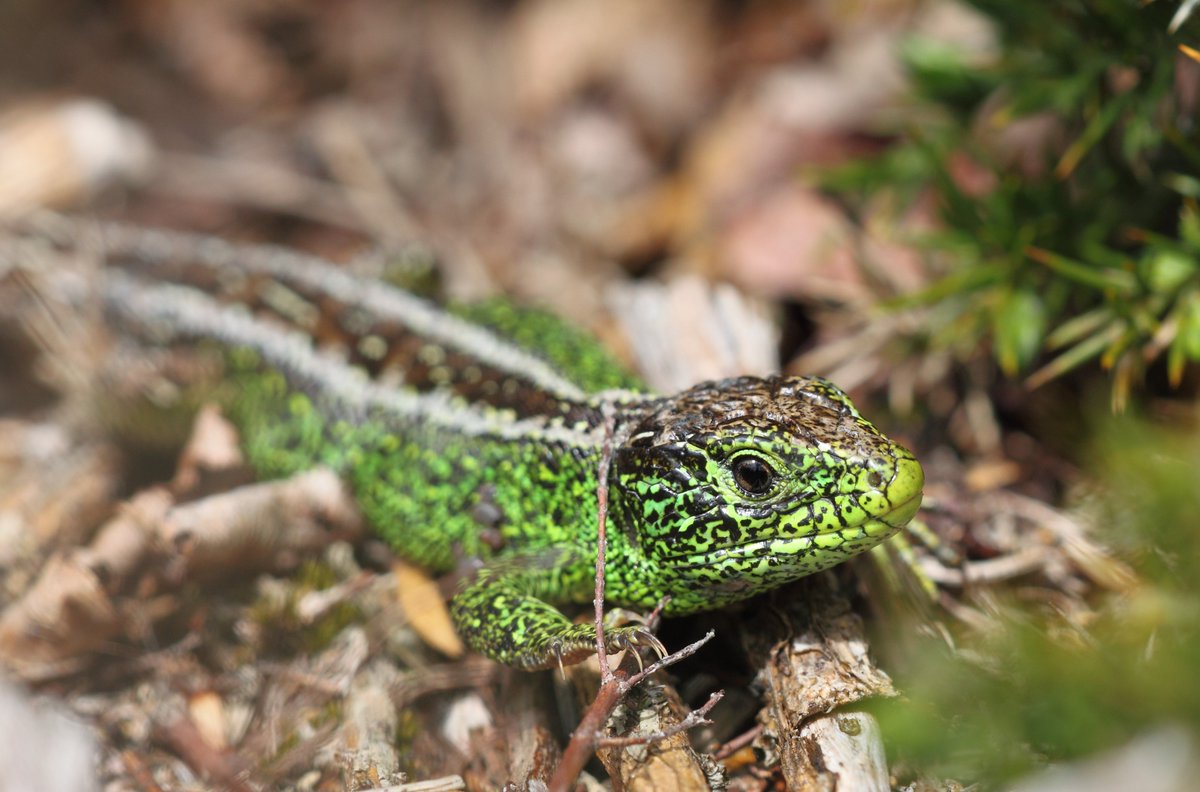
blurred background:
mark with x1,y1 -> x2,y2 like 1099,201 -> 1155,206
2,1 -> 1200,790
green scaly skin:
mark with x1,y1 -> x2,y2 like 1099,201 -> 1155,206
72,222 -> 923,670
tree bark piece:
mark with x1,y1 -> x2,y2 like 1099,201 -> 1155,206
740,574 -> 896,791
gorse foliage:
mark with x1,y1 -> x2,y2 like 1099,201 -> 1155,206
828,4 -> 1200,782
829,0 -> 1200,408
876,415 -> 1200,783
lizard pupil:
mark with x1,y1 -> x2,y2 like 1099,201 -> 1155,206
732,456 -> 774,495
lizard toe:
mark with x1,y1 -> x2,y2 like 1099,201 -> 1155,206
605,626 -> 667,664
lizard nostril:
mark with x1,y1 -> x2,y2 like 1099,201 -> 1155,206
866,470 -> 885,489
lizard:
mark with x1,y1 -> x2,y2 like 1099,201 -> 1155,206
5,218 -> 925,671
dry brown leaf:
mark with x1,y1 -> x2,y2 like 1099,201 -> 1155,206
394,560 -> 464,659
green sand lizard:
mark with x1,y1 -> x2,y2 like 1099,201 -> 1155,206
22,221 -> 925,670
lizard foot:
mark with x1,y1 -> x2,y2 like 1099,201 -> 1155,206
602,624 -> 667,669
543,623 -> 667,672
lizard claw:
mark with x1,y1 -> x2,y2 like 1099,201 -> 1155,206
600,608 -> 668,666
604,625 -> 667,666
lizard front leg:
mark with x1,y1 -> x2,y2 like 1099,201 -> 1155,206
450,547 -> 664,670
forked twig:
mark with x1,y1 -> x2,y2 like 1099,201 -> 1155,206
547,408 -> 722,792
592,403 -> 617,682
596,689 -> 724,749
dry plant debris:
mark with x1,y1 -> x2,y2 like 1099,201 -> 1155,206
0,2 -> 1140,789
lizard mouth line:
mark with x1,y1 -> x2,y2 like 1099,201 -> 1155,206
661,491 -> 925,569
878,492 -> 923,530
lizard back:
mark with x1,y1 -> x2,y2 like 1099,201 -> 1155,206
66,222 -> 655,572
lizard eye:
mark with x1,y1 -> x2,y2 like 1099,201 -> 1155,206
731,455 -> 775,496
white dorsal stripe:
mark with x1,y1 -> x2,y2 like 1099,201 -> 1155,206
95,223 -> 590,403
104,274 -> 608,448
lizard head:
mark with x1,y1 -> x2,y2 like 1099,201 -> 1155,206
613,375 -> 923,615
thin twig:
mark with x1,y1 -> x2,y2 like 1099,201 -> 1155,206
548,404 -> 723,792
549,626 -> 719,789
644,595 -> 671,632
355,776 -> 466,792
549,675 -> 626,792
713,723 -> 764,761
621,630 -> 715,691
549,405 -> 622,792
918,545 -> 1049,587
596,690 -> 724,748
592,402 -> 617,682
